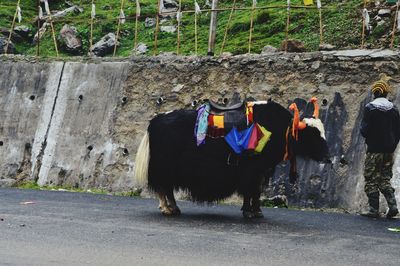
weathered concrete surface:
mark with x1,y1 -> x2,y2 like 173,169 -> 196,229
0,61 -> 64,187
37,62 -> 131,191
0,50 -> 400,212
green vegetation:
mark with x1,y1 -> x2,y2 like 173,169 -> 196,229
0,0 -> 398,57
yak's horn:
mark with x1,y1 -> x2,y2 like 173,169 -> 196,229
310,97 -> 319,119
289,103 -> 300,140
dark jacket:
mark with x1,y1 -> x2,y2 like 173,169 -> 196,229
360,97 -> 400,153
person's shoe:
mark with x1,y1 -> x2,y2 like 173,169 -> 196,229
386,208 -> 399,219
381,188 -> 398,219
362,192 -> 380,218
361,210 -> 380,218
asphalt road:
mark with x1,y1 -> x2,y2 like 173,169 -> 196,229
0,188 -> 399,266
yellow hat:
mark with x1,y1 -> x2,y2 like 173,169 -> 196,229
372,74 -> 392,95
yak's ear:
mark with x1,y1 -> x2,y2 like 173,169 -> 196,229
291,98 -> 307,119
293,98 -> 307,111
304,101 -> 315,118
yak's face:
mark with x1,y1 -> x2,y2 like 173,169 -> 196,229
294,118 -> 330,162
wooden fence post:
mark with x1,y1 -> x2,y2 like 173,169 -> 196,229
36,0 -> 40,57
177,0 -> 182,55
208,0 -> 218,56
113,0 -> 126,57
194,1 -> 199,55
134,0 -> 140,50
248,0 -> 256,54
220,0 -> 236,55
90,0 -> 95,56
154,0 -> 161,55
285,0 -> 291,52
318,0 -> 323,46
361,0 -> 367,48
4,0 -> 21,55
390,1 -> 400,49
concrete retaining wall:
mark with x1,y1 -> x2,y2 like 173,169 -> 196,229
1,50 -> 399,212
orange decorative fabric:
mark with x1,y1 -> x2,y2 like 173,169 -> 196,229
289,103 -> 300,140
310,97 -> 319,119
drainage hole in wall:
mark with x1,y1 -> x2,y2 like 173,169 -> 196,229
29,95 -> 35,101
87,145 -> 93,151
322,99 -> 328,106
0,141 -> 3,146
156,97 -> 164,105
123,148 -> 129,155
339,156 -> 347,165
78,95 -> 83,101
121,96 -> 128,104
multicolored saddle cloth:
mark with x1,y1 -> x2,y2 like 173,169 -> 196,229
225,123 -> 272,154
194,100 -> 247,141
207,111 -> 247,138
195,101 -> 272,154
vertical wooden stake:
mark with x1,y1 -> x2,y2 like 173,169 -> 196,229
361,0 -> 367,49
220,0 -> 236,55
319,7 -> 323,46
248,1 -> 256,54
285,3 -> 291,52
134,4 -> 139,51
177,0 -> 182,55
37,0 -> 40,57
208,0 -> 218,56
5,0 -> 21,55
90,0 -> 95,55
113,0 -> 125,57
48,16 -> 59,56
390,1 -> 400,49
194,3 -> 198,55
154,0 -> 161,55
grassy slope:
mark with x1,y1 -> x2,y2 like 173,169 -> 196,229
0,0 -> 396,57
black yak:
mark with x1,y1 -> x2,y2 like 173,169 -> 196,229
134,98 -> 329,218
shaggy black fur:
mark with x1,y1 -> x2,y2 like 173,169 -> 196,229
147,101 -> 328,203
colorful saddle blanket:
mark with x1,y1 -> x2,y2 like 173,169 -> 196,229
225,123 -> 272,154
207,111 -> 247,138
195,102 -> 272,154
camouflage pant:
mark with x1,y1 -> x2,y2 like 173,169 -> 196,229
364,153 -> 394,195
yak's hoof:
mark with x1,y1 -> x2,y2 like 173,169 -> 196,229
161,206 -> 181,216
161,206 -> 174,216
252,210 -> 264,218
243,210 -> 254,219
170,206 -> 181,216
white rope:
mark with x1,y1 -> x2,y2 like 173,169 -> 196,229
44,0 -> 50,15
176,11 -> 182,23
195,1 -> 201,15
17,5 -> 22,23
363,8 -> 371,31
397,11 -> 400,31
159,0 -> 165,12
287,0 -> 291,10
136,0 -> 141,17
317,0 -> 321,9
91,3 -> 96,19
39,6 -> 43,19
120,9 -> 126,24
253,0 -> 257,7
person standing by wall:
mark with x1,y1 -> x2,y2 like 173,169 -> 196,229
360,74 -> 400,219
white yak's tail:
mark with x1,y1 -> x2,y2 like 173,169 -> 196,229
134,131 -> 150,188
